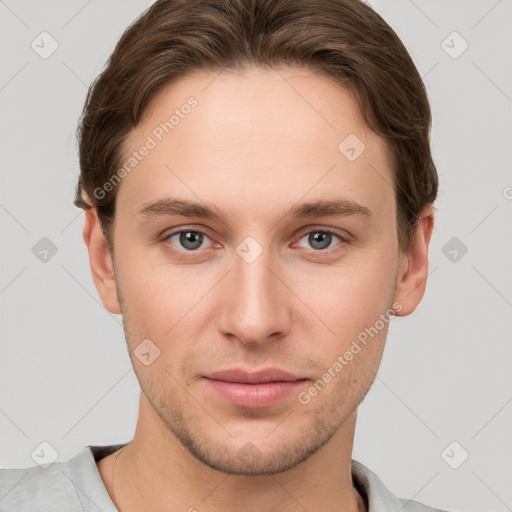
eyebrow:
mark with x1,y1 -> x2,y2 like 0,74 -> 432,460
135,197 -> 372,222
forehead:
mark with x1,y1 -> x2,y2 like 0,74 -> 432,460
131,65 -> 374,148
116,65 -> 395,218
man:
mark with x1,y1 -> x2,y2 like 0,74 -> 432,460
0,0 -> 450,510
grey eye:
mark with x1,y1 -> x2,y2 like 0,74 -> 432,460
297,231 -> 342,251
168,231 -> 207,251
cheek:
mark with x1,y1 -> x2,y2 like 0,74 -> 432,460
115,239 -> 178,316
294,249 -> 397,363
303,258 -> 396,327
114,245 -> 215,365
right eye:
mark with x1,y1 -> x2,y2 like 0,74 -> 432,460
163,230 -> 214,251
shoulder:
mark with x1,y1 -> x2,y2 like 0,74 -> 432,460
0,444 -> 121,512
0,456 -> 81,511
351,459 -> 454,512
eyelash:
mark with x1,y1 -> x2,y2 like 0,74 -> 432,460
161,227 -> 350,256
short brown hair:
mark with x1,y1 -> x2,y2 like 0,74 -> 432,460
74,0 -> 438,254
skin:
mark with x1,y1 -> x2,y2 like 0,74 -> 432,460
83,65 -> 434,512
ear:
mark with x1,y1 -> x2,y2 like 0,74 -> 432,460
82,208 -> 121,315
392,205 -> 435,316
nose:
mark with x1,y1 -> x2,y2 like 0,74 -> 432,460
216,243 -> 292,347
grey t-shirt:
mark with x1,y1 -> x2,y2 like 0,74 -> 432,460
0,444 -> 451,511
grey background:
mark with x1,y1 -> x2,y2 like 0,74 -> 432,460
1,1 -> 511,511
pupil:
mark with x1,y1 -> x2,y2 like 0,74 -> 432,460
181,231 -> 202,250
311,231 -> 330,250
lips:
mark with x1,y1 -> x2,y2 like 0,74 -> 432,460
204,368 -> 303,384
202,368 -> 308,408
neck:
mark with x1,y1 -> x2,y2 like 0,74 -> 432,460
99,393 -> 366,512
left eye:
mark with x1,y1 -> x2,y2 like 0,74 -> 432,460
295,230 -> 345,251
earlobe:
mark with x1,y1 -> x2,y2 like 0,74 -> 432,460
392,205 -> 435,317
82,208 -> 122,315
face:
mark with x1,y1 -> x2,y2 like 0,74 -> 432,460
90,66 -> 421,475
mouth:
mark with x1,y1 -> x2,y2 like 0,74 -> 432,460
202,368 -> 309,408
